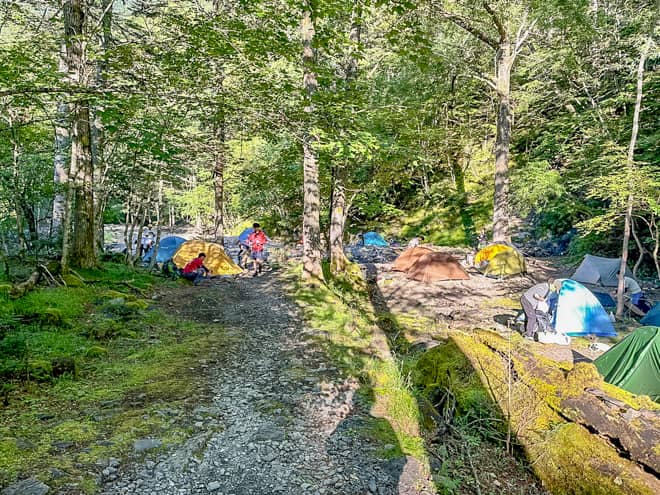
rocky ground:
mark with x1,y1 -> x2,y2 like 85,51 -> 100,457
100,274 -> 434,495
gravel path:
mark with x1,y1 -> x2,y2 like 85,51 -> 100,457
102,273 -> 434,495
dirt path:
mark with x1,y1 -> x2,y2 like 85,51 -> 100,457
102,273 -> 434,495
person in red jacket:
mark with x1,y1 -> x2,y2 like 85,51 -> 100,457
182,252 -> 210,285
247,223 -> 269,277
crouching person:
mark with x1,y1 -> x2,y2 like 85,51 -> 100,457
182,252 -> 210,285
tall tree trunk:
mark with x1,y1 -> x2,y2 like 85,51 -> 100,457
301,3 -> 323,281
62,0 -> 97,271
329,3 -> 361,275
492,40 -> 512,243
616,35 -> 651,316
213,114 -> 225,244
53,43 -> 69,237
92,0 -> 113,255
10,122 -> 28,252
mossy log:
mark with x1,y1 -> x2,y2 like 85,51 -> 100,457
561,388 -> 660,474
435,331 -> 660,495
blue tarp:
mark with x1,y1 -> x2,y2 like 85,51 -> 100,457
363,231 -> 389,247
238,228 -> 254,244
553,279 -> 617,337
142,236 -> 187,263
641,304 -> 660,327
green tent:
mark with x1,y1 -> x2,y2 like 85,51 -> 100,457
594,326 -> 660,401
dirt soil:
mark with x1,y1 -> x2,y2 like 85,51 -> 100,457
361,246 -> 644,365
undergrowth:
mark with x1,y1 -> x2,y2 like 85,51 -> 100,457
0,263 -> 226,493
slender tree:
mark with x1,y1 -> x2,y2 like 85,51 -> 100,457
437,2 -> 535,243
615,26 -> 655,316
329,1 -> 362,275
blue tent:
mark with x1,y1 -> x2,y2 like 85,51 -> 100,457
362,231 -> 389,247
143,236 -> 187,263
238,228 -> 254,244
553,279 -> 617,337
641,304 -> 660,327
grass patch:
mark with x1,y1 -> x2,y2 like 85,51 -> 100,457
0,262 -> 227,492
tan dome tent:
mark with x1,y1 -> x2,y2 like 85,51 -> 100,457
173,240 -> 242,276
392,246 -> 434,272
407,252 -> 470,283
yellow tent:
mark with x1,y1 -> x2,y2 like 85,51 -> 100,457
475,244 -> 526,277
474,243 -> 511,265
173,240 -> 242,276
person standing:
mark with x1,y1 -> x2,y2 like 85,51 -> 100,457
247,223 -> 269,277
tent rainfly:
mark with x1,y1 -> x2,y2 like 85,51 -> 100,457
571,254 -> 634,287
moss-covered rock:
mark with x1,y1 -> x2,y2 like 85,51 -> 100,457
40,308 -> 67,327
61,274 -> 84,287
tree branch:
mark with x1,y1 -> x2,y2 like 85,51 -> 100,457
437,9 -> 498,50
482,2 -> 506,42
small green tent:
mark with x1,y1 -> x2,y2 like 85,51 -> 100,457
594,326 -> 660,401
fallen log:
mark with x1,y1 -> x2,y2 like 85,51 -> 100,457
424,331 -> 660,494
561,387 -> 660,475
9,269 -> 42,298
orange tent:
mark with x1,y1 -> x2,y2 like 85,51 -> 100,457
392,247 -> 434,272
406,252 -> 470,283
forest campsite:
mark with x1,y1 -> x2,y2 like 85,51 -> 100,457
1,1 -> 659,494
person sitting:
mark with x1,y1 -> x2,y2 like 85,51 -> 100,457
181,252 -> 210,285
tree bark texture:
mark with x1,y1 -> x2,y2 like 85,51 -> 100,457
616,34 -> 651,315
329,3 -> 362,275
53,44 -> 70,236
92,0 -> 113,255
301,4 -> 323,281
492,40 -> 512,243
62,0 -> 97,270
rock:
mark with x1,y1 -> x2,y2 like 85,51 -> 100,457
206,481 -> 222,491
133,438 -> 162,452
1,478 -> 50,495
254,425 -> 285,442
368,479 -> 377,493
49,468 -> 66,480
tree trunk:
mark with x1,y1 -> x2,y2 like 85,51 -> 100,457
492,40 -> 512,243
329,4 -> 361,276
213,116 -> 225,244
149,178 -> 164,270
616,35 -> 651,316
301,4 -> 323,281
329,170 -> 348,274
62,0 -> 97,271
92,0 -> 113,256
53,44 -> 69,237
